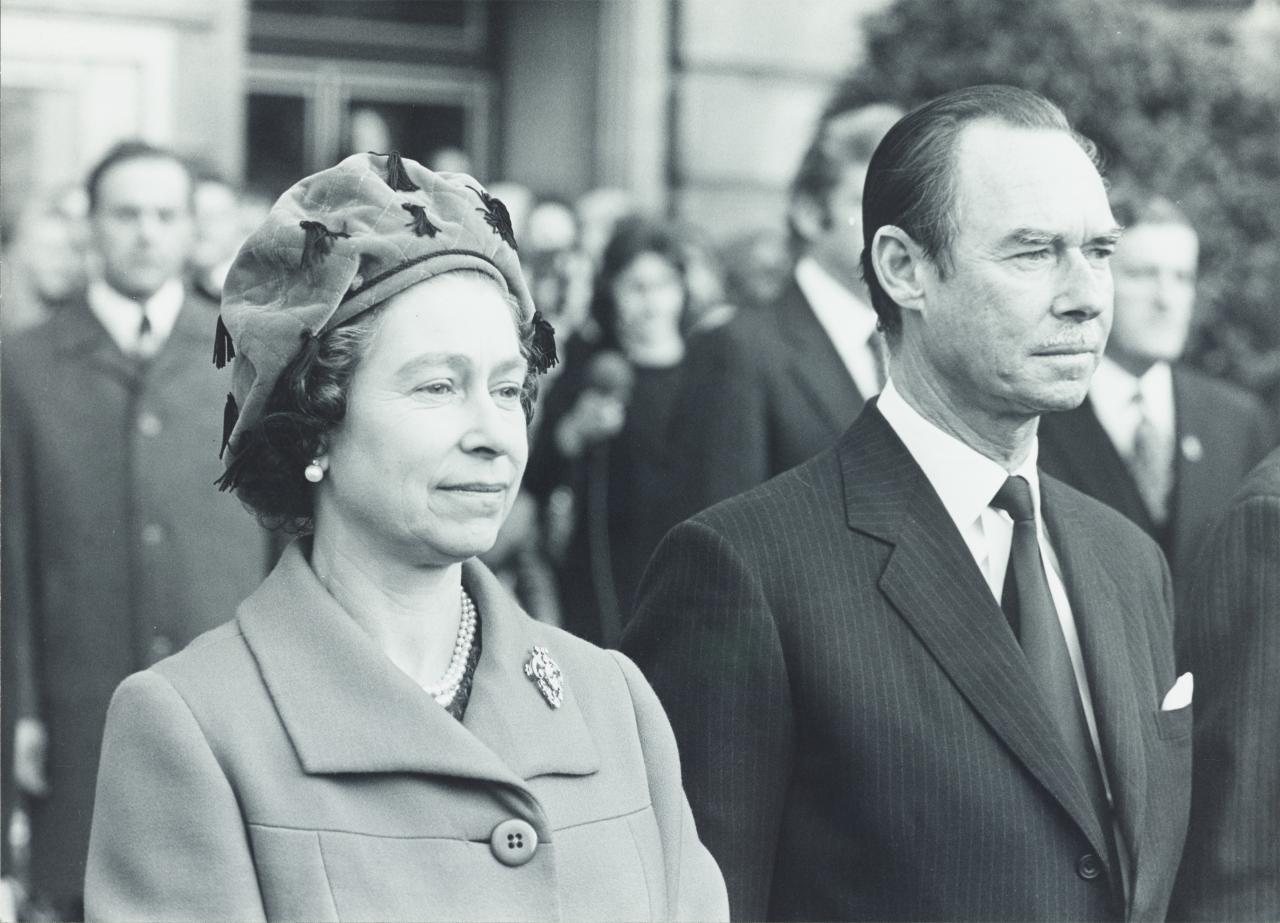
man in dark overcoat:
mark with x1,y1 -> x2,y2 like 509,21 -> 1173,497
625,87 -> 1192,921
1,141 -> 271,917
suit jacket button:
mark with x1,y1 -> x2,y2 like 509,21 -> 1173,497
490,819 -> 538,867
1077,852 -> 1102,881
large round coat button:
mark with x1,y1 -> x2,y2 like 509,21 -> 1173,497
1077,853 -> 1102,881
490,819 -> 538,867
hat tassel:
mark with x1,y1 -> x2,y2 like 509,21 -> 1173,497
402,202 -> 441,238
530,311 -> 559,373
378,151 -> 420,192
298,220 -> 351,269
213,315 -> 236,368
219,392 -> 238,460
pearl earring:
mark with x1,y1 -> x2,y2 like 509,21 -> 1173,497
304,460 -> 325,483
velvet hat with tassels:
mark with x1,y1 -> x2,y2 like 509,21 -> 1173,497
212,151 -> 557,472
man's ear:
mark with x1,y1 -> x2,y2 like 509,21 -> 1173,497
869,225 -> 929,316
789,193 -> 827,245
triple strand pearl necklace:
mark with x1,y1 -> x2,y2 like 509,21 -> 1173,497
423,587 -> 478,707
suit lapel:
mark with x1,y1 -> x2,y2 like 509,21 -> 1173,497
1169,367 -> 1210,569
53,298 -> 140,386
238,542 -> 599,789
1040,401 -> 1157,537
777,282 -> 865,431
1041,477 -> 1147,903
840,406 -> 1111,861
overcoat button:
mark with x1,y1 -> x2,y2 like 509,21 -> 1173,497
1077,852 -> 1103,881
490,818 -> 538,867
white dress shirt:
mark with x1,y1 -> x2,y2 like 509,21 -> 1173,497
1088,356 -> 1175,458
793,257 -> 884,398
88,278 -> 185,359
877,380 -> 1112,793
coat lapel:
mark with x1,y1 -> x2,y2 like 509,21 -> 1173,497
777,282 -> 865,432
238,543 -> 598,789
460,559 -> 600,781
1042,477 -> 1148,894
839,405 -> 1111,861
1169,366 -> 1211,568
53,297 -> 140,386
1039,400 -> 1156,537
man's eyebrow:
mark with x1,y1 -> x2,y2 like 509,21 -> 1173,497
1000,227 -> 1062,248
1089,226 -> 1126,246
999,226 -> 1126,248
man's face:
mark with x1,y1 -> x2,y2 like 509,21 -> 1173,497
909,121 -> 1118,420
91,157 -> 194,300
1105,221 -> 1198,372
807,161 -> 868,291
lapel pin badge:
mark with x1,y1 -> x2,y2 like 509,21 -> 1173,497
1181,434 -> 1203,463
524,646 -> 563,709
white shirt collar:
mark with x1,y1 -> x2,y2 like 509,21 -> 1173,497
793,257 -> 884,397
877,379 -> 1041,538
1088,356 -> 1175,457
87,277 -> 185,357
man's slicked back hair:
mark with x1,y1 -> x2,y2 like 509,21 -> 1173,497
86,139 -> 193,214
860,85 -> 1100,340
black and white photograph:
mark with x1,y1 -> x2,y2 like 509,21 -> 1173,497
1,0 -> 1278,920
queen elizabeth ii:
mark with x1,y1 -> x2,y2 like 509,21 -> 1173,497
84,152 -> 728,922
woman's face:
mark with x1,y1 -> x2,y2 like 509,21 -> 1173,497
610,251 -> 684,352
317,272 -> 529,566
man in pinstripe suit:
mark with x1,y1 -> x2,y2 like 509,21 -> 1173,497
1169,446 -> 1280,921
625,86 -> 1192,921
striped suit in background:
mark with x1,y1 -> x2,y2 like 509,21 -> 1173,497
624,404 -> 1192,921
1169,446 -> 1280,921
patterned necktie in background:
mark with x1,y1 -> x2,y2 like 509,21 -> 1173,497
1127,389 -> 1172,526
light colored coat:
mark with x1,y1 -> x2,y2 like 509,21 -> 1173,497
85,543 -> 728,922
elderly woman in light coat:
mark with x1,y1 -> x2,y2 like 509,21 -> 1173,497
84,152 -> 728,922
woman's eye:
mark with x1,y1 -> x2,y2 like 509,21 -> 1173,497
493,384 -> 523,404
418,381 -> 455,396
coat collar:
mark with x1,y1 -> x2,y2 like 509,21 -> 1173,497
53,284 -> 215,381
775,279 -> 865,430
237,542 -> 599,787
838,402 -> 1119,868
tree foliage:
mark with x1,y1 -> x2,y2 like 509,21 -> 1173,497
830,0 -> 1280,400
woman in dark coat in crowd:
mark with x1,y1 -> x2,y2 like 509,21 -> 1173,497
83,153 -> 727,922
525,218 -> 691,645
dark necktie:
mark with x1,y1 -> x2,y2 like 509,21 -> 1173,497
136,304 -> 153,357
991,477 -> 1112,831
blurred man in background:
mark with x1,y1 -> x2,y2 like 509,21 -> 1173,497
1169,445 -> 1280,921
0,187 -> 88,336
1039,189 -> 1275,597
1,140 -> 271,918
665,103 -> 902,521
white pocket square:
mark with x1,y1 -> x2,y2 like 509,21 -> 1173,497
1161,672 -> 1194,710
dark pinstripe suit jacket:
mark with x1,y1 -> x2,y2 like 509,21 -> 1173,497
1169,447 -> 1280,922
664,279 -> 866,522
625,403 -> 1192,922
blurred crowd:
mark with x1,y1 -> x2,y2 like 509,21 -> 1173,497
1,92 -> 1278,920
